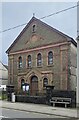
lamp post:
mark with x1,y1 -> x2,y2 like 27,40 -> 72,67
77,36 -> 79,108
77,1 -> 79,108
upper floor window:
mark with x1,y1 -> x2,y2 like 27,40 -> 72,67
18,56 -> 22,68
48,51 -> 53,65
32,24 -> 36,33
27,55 -> 32,67
37,53 -> 42,66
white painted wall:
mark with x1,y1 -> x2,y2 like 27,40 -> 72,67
0,62 -> 8,86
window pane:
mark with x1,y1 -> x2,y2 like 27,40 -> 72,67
18,56 -> 22,68
37,53 -> 42,66
48,51 -> 53,65
27,55 -> 31,67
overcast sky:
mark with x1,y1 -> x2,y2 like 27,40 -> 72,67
1,2 -> 77,65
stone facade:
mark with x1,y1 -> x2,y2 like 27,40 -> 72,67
6,17 -> 77,95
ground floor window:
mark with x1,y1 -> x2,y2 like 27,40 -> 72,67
43,78 -> 48,87
21,79 -> 25,89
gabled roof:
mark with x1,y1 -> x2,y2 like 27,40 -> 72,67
6,17 -> 77,54
3,65 -> 8,70
0,61 -> 8,71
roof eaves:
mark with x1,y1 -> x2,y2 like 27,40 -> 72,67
71,38 -> 77,47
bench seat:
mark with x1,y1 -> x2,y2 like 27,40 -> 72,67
50,97 -> 71,108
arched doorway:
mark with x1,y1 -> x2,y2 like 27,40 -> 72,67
30,75 -> 38,96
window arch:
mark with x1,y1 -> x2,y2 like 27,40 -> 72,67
48,51 -> 53,65
27,55 -> 32,67
31,75 -> 38,82
37,53 -> 42,66
18,56 -> 22,68
43,78 -> 48,87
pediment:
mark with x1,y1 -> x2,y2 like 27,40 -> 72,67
6,17 -> 76,54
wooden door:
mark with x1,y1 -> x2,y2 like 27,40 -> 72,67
30,76 -> 38,96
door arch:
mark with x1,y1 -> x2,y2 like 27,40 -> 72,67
30,75 -> 38,95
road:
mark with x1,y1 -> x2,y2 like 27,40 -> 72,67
0,108 -> 76,120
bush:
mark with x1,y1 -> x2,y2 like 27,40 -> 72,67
0,91 -> 7,100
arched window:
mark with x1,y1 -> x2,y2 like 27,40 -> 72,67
37,53 -> 42,66
33,25 -> 36,32
18,56 -> 22,68
21,79 -> 25,89
27,55 -> 32,67
48,51 -> 53,65
43,78 -> 48,87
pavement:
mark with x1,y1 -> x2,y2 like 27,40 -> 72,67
0,100 -> 79,119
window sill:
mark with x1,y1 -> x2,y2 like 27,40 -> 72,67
18,68 -> 23,70
47,64 -> 54,67
43,87 -> 46,90
37,66 -> 42,68
32,31 -> 36,33
27,67 -> 32,69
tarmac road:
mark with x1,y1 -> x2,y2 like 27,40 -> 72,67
1,108 -> 75,120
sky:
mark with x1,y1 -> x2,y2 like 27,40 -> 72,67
1,2 -> 78,65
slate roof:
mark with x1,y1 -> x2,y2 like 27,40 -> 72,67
3,64 -> 8,70
6,17 -> 77,54
0,61 -> 8,70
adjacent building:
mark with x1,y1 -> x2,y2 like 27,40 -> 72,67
6,17 -> 77,95
0,61 -> 8,90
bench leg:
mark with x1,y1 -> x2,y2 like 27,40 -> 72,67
65,104 -> 67,108
53,103 -> 55,107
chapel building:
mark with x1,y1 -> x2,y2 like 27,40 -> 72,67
6,17 -> 77,95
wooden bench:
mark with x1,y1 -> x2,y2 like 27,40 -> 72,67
50,97 -> 71,108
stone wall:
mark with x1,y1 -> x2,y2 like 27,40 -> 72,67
8,42 -> 74,93
69,43 -> 77,90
